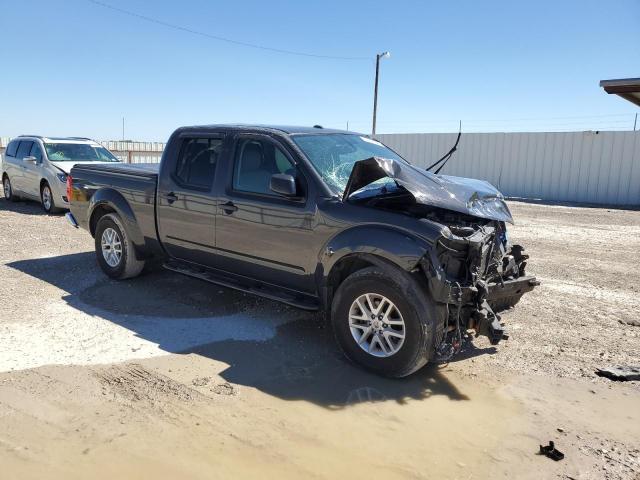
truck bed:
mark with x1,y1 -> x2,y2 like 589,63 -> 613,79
69,162 -> 161,257
71,162 -> 159,179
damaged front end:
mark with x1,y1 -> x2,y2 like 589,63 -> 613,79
344,157 -> 540,360
420,220 -> 539,361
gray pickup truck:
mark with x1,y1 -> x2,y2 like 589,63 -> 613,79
66,124 -> 538,377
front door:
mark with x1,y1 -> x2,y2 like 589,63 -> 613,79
23,142 -> 44,197
156,135 -> 224,267
214,135 -> 317,294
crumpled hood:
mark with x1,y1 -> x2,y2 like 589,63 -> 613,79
343,157 -> 513,224
50,161 -> 121,174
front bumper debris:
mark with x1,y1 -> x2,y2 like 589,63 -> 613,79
421,236 -> 540,360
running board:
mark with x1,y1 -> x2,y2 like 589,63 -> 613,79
163,259 -> 320,311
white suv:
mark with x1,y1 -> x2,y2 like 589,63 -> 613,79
2,136 -> 120,213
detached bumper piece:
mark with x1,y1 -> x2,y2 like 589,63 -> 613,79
539,441 -> 564,461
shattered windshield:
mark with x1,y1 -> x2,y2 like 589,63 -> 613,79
292,134 -> 406,195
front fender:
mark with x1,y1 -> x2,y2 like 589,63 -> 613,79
320,225 -> 433,278
88,188 -> 146,253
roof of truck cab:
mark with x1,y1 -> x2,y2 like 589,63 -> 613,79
177,124 -> 359,135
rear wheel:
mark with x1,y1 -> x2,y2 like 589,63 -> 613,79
94,213 -> 145,280
331,265 -> 441,378
3,175 -> 18,202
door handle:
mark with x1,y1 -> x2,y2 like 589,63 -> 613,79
221,201 -> 238,214
165,192 -> 178,204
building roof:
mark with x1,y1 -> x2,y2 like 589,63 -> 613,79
599,78 -> 640,107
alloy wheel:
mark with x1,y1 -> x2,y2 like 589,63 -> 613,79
101,227 -> 123,267
42,185 -> 52,210
348,293 -> 406,357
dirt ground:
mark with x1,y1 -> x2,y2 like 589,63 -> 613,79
1,198 -> 639,480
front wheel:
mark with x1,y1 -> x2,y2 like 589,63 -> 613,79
41,182 -> 62,213
94,213 -> 145,280
331,266 -> 442,378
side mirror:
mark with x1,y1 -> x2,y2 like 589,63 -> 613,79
23,156 -> 37,164
270,173 -> 297,197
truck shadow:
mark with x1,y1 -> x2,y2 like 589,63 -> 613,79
8,252 -> 473,408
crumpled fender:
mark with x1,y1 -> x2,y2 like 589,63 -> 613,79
88,188 -> 146,253
319,225 -> 433,282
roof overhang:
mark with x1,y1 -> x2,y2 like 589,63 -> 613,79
600,78 -> 640,107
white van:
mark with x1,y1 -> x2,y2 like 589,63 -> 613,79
2,136 -> 120,213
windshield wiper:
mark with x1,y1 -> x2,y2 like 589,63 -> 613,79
426,121 -> 462,175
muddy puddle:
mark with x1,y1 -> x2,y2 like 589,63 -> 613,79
3,316 -> 640,479
1,358 -> 521,480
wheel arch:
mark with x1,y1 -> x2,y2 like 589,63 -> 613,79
318,225 -> 433,311
88,188 -> 147,258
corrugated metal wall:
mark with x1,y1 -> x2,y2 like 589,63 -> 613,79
376,131 -> 640,206
2,132 -> 639,205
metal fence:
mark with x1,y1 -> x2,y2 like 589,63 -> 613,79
377,131 -> 640,206
2,132 -> 639,206
100,141 -> 164,163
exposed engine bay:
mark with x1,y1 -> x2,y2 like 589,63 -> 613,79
345,157 -> 540,361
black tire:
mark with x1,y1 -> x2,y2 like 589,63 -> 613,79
40,182 -> 62,213
331,265 -> 443,378
3,175 -> 18,202
94,213 -> 145,280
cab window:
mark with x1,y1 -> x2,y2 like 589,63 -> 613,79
174,137 -> 223,189
233,139 -> 297,196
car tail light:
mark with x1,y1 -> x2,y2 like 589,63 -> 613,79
66,175 -> 73,202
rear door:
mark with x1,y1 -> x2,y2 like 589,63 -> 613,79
156,134 -> 225,267
213,134 -> 317,293
3,140 -> 22,192
13,140 -> 34,195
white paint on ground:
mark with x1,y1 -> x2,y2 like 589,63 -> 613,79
0,299 -> 296,373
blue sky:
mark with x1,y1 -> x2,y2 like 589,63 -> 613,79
1,0 -> 639,140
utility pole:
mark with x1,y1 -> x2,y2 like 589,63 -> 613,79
634,113 -> 638,131
371,51 -> 390,136
122,117 -> 125,141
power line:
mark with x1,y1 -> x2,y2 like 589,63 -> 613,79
84,0 -> 371,61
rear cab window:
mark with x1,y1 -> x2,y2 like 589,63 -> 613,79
173,137 -> 223,190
